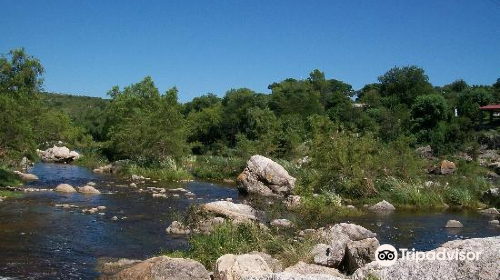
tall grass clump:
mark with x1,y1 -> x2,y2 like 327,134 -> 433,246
121,158 -> 193,181
165,221 -> 315,269
191,155 -> 246,180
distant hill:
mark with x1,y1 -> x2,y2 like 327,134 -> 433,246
41,92 -> 109,140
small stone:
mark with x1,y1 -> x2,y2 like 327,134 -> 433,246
369,200 -> 396,212
130,183 -> 137,188
445,220 -> 464,228
270,219 -> 293,228
87,182 -> 96,186
489,219 -> 499,225
97,206 -> 106,211
111,216 -> 118,221
479,208 -> 499,215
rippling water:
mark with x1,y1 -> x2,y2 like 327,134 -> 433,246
0,163 -> 498,279
0,163 -> 239,279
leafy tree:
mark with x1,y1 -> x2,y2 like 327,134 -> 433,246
378,66 -> 435,107
106,77 -> 188,161
269,78 -> 323,117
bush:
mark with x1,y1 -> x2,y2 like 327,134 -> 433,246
165,221 -> 315,270
191,156 -> 246,180
0,165 -> 21,187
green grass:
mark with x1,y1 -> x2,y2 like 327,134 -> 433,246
0,190 -> 23,199
122,163 -> 193,181
164,221 -> 315,270
0,166 -> 21,187
74,152 -> 109,169
191,155 -> 246,181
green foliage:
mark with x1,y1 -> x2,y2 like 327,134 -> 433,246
0,165 -> 21,187
191,156 -> 246,180
378,65 -> 435,106
0,48 -> 85,166
121,160 -> 192,181
41,92 -> 108,141
106,77 -> 189,162
165,221 -> 315,269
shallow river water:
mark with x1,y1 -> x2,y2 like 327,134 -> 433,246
0,163 -> 498,279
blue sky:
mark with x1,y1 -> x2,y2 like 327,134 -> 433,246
1,0 -> 499,101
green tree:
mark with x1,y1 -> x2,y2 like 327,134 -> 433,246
378,66 -> 435,107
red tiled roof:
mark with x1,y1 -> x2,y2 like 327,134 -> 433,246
479,105 -> 500,111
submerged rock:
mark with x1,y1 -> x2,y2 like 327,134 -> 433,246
237,155 -> 296,197
445,220 -> 463,228
96,258 -> 142,276
351,236 -> 500,280
368,200 -> 395,212
107,256 -> 210,280
54,183 -> 77,193
37,145 -> 80,163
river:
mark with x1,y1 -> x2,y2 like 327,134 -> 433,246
0,163 -> 498,279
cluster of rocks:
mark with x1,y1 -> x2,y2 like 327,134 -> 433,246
303,223 -> 379,274
53,183 -> 100,194
141,187 -> 197,200
82,205 -> 107,214
93,160 -> 129,174
99,235 -> 500,280
37,145 -> 80,163
351,236 -> 500,280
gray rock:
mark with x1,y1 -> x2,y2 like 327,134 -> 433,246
488,219 -> 499,225
312,243 -> 346,268
284,261 -> 343,277
214,253 -> 275,280
415,145 -> 433,159
312,223 -> 377,268
78,185 -> 101,194
344,237 -> 379,273
285,195 -> 302,209
270,219 -> 293,228
243,272 -> 346,280
369,200 -> 396,212
351,236 -> 500,280
166,221 -> 191,235
202,201 -> 260,222
479,207 -> 499,215
13,171 -> 38,181
108,256 -> 210,280
444,220 -> 463,228
237,155 -> 296,197
96,258 -> 142,276
54,183 -> 77,193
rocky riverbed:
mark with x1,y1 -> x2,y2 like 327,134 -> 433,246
0,163 -> 498,279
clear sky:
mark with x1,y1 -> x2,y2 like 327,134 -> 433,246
1,0 -> 499,102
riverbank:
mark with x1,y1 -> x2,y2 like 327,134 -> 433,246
0,162 -> 498,279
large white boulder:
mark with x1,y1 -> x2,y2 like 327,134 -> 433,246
38,145 -> 80,163
202,201 -> 260,222
351,236 -> 500,280
237,155 -> 296,197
